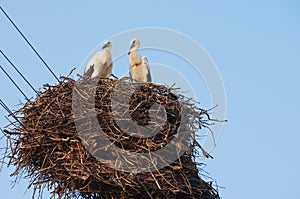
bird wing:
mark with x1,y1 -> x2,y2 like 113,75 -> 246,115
142,56 -> 152,82
145,62 -> 152,82
129,65 -> 133,82
86,51 -> 111,77
84,64 -> 94,77
85,52 -> 101,73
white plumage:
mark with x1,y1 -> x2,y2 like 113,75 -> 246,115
131,56 -> 152,82
84,41 -> 113,78
128,39 -> 152,82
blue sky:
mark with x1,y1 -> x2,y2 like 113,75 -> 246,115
0,1 -> 300,198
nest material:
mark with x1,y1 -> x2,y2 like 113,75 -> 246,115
2,77 -> 219,199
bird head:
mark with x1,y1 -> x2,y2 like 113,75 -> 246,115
102,41 -> 112,49
128,38 -> 140,55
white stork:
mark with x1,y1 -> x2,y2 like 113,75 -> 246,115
84,41 -> 117,78
128,39 -> 152,82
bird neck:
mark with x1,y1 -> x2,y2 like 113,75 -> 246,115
102,48 -> 111,54
130,46 -> 139,52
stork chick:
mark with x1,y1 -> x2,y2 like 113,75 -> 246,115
128,39 -> 152,83
84,41 -> 116,78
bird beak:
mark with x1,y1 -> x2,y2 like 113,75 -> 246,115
102,43 -> 109,49
128,43 -> 135,54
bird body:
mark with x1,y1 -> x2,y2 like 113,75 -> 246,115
128,39 -> 152,82
129,56 -> 152,82
84,41 -> 112,78
129,51 -> 142,68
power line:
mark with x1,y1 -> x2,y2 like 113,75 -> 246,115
4,115 -> 18,129
0,64 -> 30,101
0,99 -> 23,127
0,50 -> 39,96
0,6 -> 60,83
0,99 -> 12,115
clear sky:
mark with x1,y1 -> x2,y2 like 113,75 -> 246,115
0,1 -> 300,198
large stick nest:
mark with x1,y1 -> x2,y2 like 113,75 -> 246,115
2,76 -> 220,199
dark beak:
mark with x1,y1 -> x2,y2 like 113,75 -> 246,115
128,48 -> 132,55
102,43 -> 109,49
